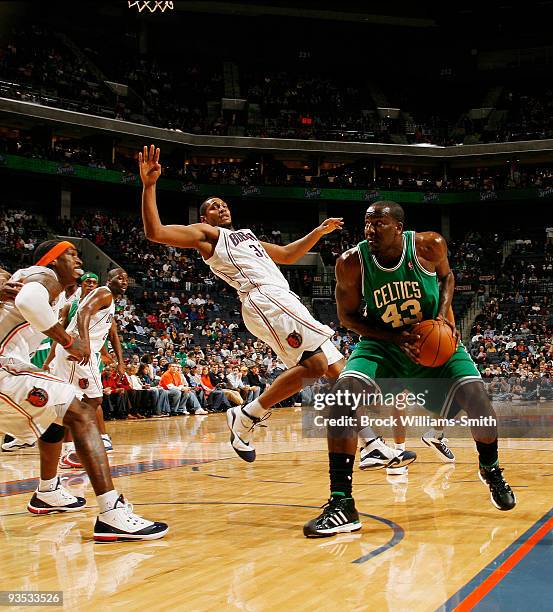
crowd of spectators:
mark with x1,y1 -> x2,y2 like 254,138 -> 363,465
465,234 -> 553,402
5,24 -> 553,147
0,207 -> 48,272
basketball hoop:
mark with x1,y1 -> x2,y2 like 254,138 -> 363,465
128,1 -> 174,13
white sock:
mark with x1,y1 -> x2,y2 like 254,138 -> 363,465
394,442 -> 406,451
62,442 -> 74,454
97,490 -> 120,513
242,398 -> 267,419
39,476 -> 59,492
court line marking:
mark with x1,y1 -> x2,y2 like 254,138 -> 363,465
127,500 -> 404,564
438,506 -> 553,611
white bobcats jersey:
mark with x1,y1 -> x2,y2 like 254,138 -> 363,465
0,266 -> 63,360
204,227 -> 289,299
66,286 -> 114,353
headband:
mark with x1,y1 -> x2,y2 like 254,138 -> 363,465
36,241 -> 75,267
81,272 -> 99,282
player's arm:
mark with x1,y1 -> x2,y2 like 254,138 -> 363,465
14,273 -> 86,361
335,249 -> 420,360
108,319 -> 125,376
416,232 -> 459,343
76,287 -> 113,366
260,218 -> 343,265
0,267 -> 23,302
139,145 -> 219,251
42,304 -> 71,371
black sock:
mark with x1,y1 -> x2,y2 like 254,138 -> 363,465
329,452 -> 354,498
476,440 -> 499,468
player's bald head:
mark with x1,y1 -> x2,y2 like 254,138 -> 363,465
366,201 -> 405,223
108,267 -> 126,280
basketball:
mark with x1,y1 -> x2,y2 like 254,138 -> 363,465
412,319 -> 457,367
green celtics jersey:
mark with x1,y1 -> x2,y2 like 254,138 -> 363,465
31,338 -> 52,368
358,230 -> 439,334
67,298 -> 79,324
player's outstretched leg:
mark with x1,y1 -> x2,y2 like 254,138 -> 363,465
227,351 -> 329,462
452,381 -> 515,511
27,424 -> 86,514
62,398 -> 169,541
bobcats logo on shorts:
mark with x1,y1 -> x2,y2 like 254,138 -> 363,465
27,387 -> 48,408
79,378 -> 89,390
286,332 -> 303,349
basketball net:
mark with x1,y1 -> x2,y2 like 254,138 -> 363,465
128,1 -> 174,13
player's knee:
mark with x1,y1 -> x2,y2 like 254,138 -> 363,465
300,353 -> 328,379
39,423 -> 65,443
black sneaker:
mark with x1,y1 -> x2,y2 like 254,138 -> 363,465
479,465 -> 516,511
421,431 -> 455,463
303,497 -> 361,538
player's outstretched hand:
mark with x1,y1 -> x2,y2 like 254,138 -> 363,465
317,218 -> 344,235
139,144 -> 162,187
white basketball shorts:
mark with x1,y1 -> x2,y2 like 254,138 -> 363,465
0,356 -> 75,444
242,287 -> 343,369
52,350 -> 103,400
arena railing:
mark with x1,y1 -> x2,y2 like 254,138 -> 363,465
4,97 -> 553,159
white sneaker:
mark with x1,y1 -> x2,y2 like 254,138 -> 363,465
359,437 -> 417,470
27,478 -> 86,514
421,431 -> 455,462
2,435 -> 35,452
194,408 -> 208,415
101,434 -> 113,453
226,405 -> 270,463
93,495 -> 169,542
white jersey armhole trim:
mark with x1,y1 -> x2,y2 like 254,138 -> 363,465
357,246 -> 365,297
412,231 -> 437,277
372,233 -> 406,272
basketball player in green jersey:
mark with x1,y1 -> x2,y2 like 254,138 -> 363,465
304,201 -> 515,537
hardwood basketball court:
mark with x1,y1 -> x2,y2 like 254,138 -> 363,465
1,407 -> 552,610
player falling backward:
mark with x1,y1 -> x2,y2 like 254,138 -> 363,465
0,240 -> 167,541
44,269 -> 128,469
139,146 -> 414,467
303,201 -> 516,538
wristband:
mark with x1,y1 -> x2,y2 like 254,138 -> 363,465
62,337 -> 74,350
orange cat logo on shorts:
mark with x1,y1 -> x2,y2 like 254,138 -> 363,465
27,387 -> 48,408
286,332 -> 303,349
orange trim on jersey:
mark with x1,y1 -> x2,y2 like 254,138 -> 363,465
247,295 -> 286,352
0,390 -> 41,438
0,322 -> 31,355
35,241 -> 75,267
0,365 -> 68,385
